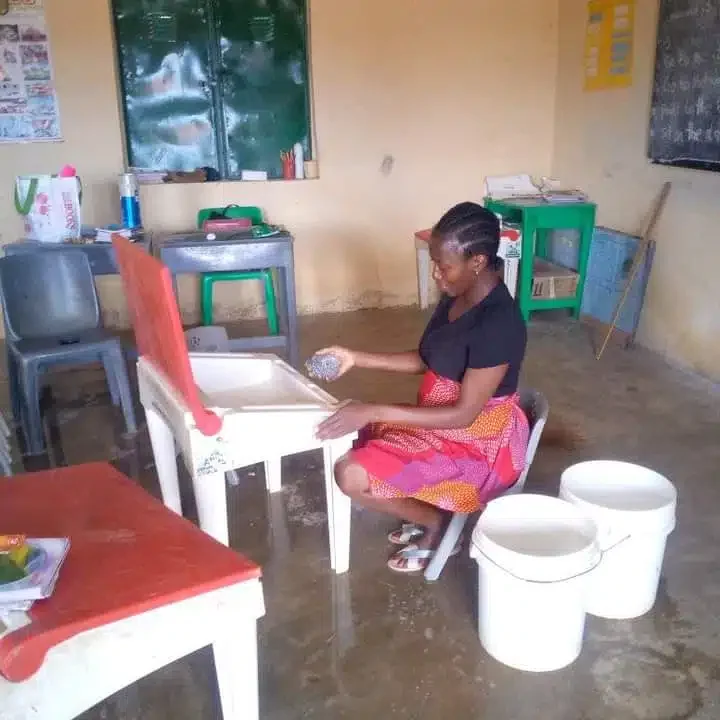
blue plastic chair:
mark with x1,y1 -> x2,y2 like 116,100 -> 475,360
0,251 -> 137,455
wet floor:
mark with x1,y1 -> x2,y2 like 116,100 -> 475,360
5,308 -> 720,719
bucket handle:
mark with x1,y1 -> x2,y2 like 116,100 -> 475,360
475,534 -> 631,585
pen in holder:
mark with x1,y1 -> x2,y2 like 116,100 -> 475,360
281,151 -> 294,180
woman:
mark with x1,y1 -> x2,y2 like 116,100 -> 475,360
316,202 -> 529,573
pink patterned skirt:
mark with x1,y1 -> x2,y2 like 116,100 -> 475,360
349,370 -> 529,513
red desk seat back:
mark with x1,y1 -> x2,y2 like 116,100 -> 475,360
112,235 -> 221,435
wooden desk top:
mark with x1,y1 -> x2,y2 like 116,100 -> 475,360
0,462 -> 260,682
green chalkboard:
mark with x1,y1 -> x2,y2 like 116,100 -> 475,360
112,0 -> 311,179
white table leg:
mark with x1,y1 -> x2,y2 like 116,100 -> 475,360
145,406 -> 183,515
213,615 -> 260,720
331,572 -> 355,656
415,242 -> 430,310
1,581 -> 264,720
191,471 -> 229,545
323,436 -> 355,574
264,456 -> 282,494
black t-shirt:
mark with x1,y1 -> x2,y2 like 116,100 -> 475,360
418,283 -> 527,396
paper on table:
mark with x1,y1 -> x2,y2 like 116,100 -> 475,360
484,174 -> 540,200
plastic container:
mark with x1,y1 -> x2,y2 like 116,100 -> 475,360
560,460 -> 676,620
188,353 -> 335,411
470,494 -> 600,672
293,142 -> 304,179
119,172 -> 142,230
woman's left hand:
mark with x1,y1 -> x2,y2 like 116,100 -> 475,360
316,401 -> 378,440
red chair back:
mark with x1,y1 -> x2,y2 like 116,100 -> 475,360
112,235 -> 221,435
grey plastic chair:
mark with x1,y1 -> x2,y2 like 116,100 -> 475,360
0,251 -> 137,455
423,388 -> 550,582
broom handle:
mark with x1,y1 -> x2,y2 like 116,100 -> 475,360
595,182 -> 671,360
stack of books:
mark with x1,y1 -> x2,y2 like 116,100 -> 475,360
0,537 -> 70,613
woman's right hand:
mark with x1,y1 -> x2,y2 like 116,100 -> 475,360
316,346 -> 356,379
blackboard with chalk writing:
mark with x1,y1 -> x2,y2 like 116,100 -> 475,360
648,0 -> 720,171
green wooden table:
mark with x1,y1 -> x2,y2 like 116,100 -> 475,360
485,197 -> 596,321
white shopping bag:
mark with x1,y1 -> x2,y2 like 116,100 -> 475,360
14,175 -> 82,243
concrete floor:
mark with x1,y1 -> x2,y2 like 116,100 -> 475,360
8,308 -> 720,720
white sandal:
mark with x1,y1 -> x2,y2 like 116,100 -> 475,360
388,523 -> 425,546
387,541 -> 462,574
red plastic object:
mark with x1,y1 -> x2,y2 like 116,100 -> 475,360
501,227 -> 521,242
415,228 -> 432,243
281,155 -> 294,180
0,463 -> 261,682
202,217 -> 252,232
112,235 -> 221,436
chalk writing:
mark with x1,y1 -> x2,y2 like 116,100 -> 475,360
649,0 -> 720,170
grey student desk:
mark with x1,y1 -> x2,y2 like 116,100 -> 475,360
6,238 -> 151,275
7,232 -> 300,368
152,230 -> 299,368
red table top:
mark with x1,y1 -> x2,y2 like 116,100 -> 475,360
0,462 -> 261,682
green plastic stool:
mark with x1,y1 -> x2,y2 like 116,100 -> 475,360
200,271 -> 279,332
197,206 -> 279,334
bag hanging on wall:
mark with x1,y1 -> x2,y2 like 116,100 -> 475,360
14,175 -> 82,243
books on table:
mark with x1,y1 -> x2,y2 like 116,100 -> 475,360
0,537 -> 70,613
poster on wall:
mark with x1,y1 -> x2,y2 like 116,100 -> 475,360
0,0 -> 62,142
584,0 -> 635,92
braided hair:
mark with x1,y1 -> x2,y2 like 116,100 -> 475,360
432,201 -> 502,271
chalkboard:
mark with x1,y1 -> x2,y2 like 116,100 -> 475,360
215,0 -> 311,178
648,0 -> 720,172
112,0 -> 311,179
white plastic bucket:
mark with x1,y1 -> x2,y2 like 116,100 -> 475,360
470,494 -> 600,672
560,460 -> 677,620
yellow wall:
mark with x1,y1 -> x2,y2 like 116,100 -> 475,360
553,0 -> 720,379
8,1 -> 715,380
0,0 -> 559,328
